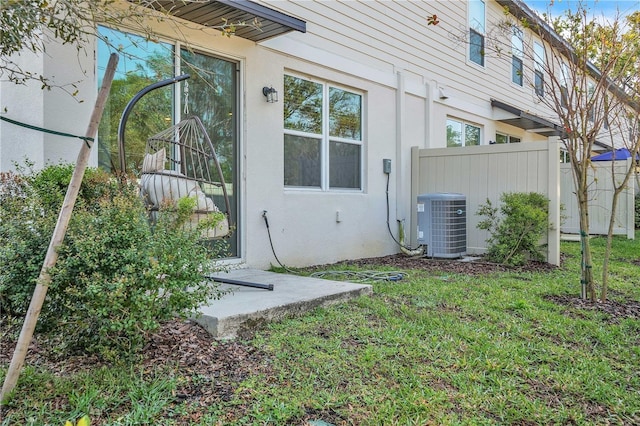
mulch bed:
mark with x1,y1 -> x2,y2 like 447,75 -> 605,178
546,294 -> 640,323
334,253 -> 560,276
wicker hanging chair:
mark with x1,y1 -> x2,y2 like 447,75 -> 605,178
139,115 -> 232,239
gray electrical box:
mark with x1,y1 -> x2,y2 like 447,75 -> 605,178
383,158 -> 391,174
417,193 -> 467,258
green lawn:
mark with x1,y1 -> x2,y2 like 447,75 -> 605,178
2,234 -> 640,425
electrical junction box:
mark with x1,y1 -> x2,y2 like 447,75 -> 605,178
416,193 -> 467,258
383,158 -> 391,174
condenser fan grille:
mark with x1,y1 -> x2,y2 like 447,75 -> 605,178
417,193 -> 467,258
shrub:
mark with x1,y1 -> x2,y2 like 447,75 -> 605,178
0,164 -> 227,361
0,170 -> 54,317
476,192 -> 549,266
0,165 -> 128,318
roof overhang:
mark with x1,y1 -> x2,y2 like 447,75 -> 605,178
131,0 -> 306,42
491,99 -> 563,137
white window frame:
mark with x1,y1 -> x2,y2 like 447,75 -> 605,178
534,41 -> 545,97
511,27 -> 524,86
283,74 -> 364,192
447,118 -> 482,147
468,0 -> 486,67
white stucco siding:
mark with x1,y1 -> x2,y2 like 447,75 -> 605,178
1,0 -> 581,269
42,39 -> 96,167
0,50 -> 46,171
0,35 -> 99,171
244,46 -> 403,268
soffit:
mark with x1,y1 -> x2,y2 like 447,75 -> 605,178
131,0 -> 306,42
491,99 -> 563,137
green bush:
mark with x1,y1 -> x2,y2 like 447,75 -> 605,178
0,164 -> 227,361
476,192 -> 549,266
0,170 -> 54,317
0,165 -> 127,318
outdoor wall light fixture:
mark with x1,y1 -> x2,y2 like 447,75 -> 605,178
262,86 -> 278,103
438,86 -> 450,100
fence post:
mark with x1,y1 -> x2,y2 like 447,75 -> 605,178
548,136 -> 561,266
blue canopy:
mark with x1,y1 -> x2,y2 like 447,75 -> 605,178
591,148 -> 639,161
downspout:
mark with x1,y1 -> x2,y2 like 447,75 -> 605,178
395,70 -> 405,224
396,70 -> 424,257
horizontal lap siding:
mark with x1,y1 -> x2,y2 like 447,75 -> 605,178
263,0 -> 556,124
287,1 -> 463,68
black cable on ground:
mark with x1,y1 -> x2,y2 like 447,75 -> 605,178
310,270 -> 406,282
262,210 -> 298,274
262,211 -> 406,283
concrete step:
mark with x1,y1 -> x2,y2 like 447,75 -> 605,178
195,269 -> 373,339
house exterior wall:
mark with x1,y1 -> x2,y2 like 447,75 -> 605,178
0,42 -> 94,171
0,50 -> 46,171
0,1 -> 585,268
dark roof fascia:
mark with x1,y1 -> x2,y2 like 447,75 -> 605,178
594,140 -> 612,149
129,0 -> 305,42
492,99 -> 614,147
491,98 -> 564,136
216,0 -> 306,34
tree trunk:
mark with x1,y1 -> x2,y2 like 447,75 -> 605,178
602,188 -> 619,301
576,178 -> 595,301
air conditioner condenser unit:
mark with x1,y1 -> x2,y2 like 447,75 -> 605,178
417,193 -> 467,258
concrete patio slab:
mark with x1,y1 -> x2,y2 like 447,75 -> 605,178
195,269 -> 373,339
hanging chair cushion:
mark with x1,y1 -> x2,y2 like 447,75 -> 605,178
142,148 -> 166,173
139,116 -> 233,239
140,170 -> 229,238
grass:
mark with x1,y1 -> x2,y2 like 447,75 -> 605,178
2,234 -> 640,425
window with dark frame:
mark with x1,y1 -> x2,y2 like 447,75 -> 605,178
495,133 -> 521,144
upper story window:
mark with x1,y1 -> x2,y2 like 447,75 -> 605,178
560,63 -> 570,108
469,0 -> 486,66
284,74 -> 363,190
534,41 -> 545,96
512,28 -> 523,86
447,118 -> 482,147
587,82 -> 595,122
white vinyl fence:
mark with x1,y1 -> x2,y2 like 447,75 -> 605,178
560,159 -> 636,239
410,139 -> 561,265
